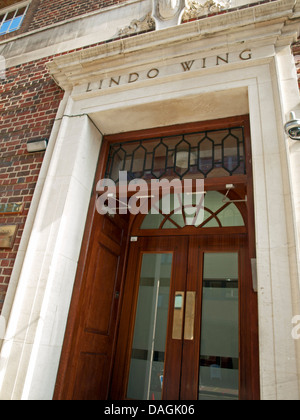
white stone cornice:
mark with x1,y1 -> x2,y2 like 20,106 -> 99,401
47,0 -> 300,90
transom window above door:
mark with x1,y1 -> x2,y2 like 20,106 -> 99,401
105,127 -> 245,183
140,191 -> 245,230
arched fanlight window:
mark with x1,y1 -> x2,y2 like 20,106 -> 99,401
140,191 -> 245,230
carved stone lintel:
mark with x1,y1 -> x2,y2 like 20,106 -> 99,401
117,0 -> 231,37
182,0 -> 231,20
117,13 -> 155,37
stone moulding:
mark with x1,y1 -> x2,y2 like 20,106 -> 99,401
117,12 -> 156,37
47,0 -> 299,91
117,0 -> 232,36
182,0 -> 231,20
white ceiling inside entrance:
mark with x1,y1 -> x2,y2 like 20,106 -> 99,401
90,87 -> 249,135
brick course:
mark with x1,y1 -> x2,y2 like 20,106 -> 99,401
0,0 -> 131,41
0,57 -> 64,313
28,0 -> 129,32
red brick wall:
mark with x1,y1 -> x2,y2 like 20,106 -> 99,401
0,0 -> 132,41
0,0 -> 137,314
28,0 -> 129,32
0,58 -> 64,313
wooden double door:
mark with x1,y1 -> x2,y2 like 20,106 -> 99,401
54,211 -> 259,400
110,233 -> 259,400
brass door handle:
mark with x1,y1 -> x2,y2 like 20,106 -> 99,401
172,291 -> 196,340
172,292 -> 184,340
184,291 -> 196,340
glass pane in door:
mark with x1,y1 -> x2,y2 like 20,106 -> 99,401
199,253 -> 239,400
127,253 -> 173,400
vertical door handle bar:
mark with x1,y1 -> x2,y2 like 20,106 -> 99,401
172,292 -> 184,340
184,291 -> 196,340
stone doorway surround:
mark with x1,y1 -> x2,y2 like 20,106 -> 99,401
0,0 -> 300,400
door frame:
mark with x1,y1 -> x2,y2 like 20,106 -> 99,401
53,115 -> 259,400
180,234 -> 256,400
110,236 -> 189,400
110,233 -> 258,400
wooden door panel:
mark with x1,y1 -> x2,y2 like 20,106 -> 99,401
110,236 -> 189,400
110,234 -> 259,401
181,235 -> 242,400
239,244 -> 260,400
72,352 -> 109,400
54,211 -> 129,400
56,223 -> 258,400
102,214 -> 124,246
179,236 -> 202,400
85,242 -> 121,335
180,234 -> 259,400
